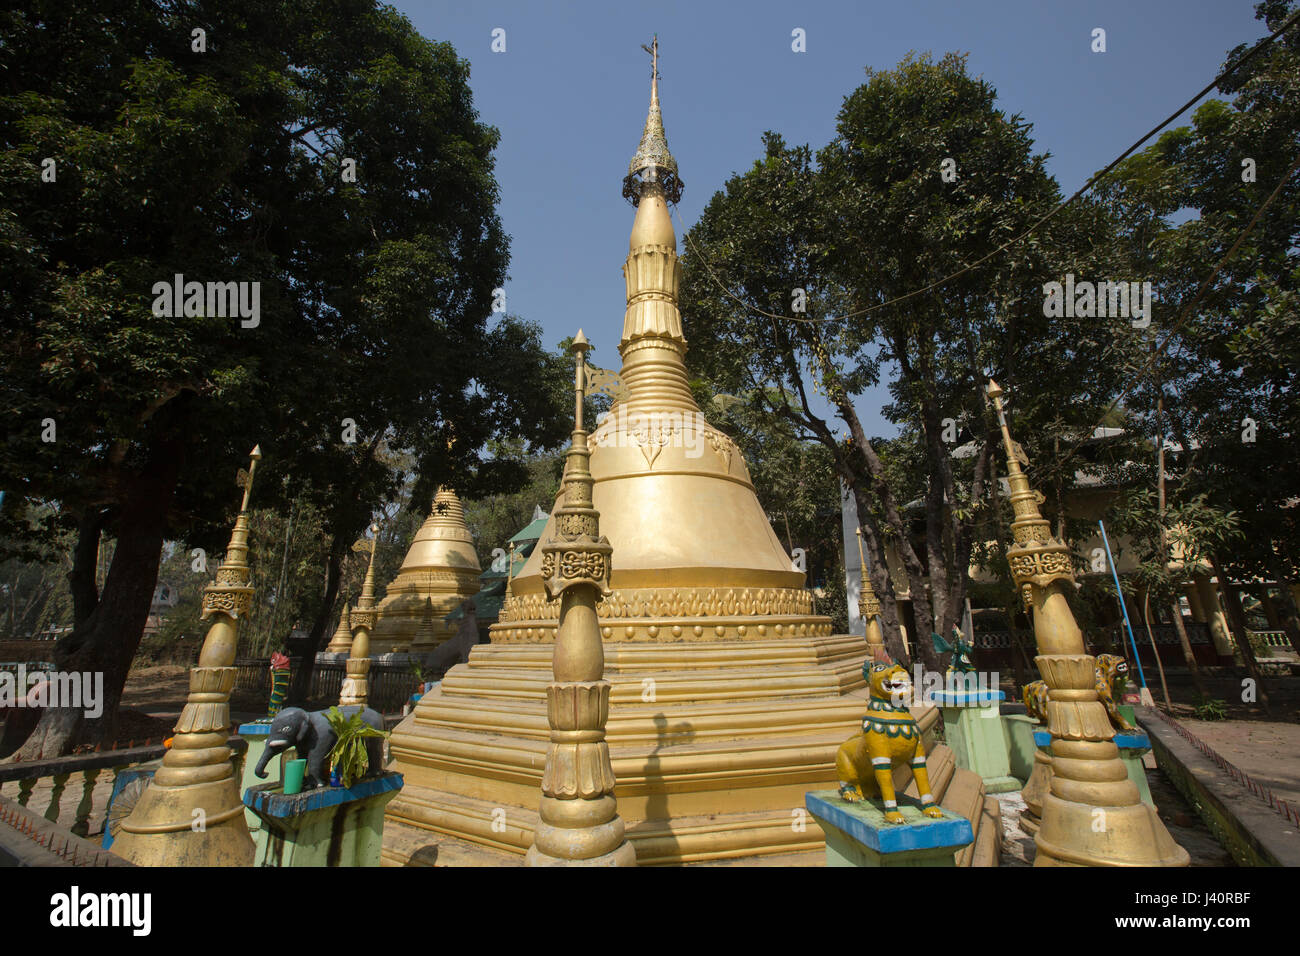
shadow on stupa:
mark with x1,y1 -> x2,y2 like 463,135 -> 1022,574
639,713 -> 695,864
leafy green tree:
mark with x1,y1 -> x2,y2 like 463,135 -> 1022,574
680,54 -> 1125,670
0,504 -> 75,640
1092,0 -> 1300,655
461,442 -> 564,568
0,1 -> 568,757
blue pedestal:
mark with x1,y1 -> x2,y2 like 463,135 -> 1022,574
805,790 -> 973,867
931,688 -> 1005,708
1033,729 -> 1155,807
100,765 -> 159,850
237,719 -> 287,858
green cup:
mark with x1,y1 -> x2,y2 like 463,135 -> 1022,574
283,758 -> 307,795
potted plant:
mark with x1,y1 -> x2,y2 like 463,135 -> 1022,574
323,706 -> 389,788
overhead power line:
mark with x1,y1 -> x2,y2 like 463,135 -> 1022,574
680,7 -> 1300,327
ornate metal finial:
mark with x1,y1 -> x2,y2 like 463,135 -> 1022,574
985,380 -> 1072,611
624,35 -> 683,206
854,527 -> 881,620
854,526 -> 886,658
353,522 -> 381,611
236,444 -> 262,512
538,334 -> 612,601
572,329 -> 590,431
199,446 -> 262,622
342,521 -> 382,705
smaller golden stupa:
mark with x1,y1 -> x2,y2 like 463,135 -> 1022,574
370,488 -> 481,655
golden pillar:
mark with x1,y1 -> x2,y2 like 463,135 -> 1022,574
1192,569 -> 1234,660
341,525 -> 380,708
325,602 -> 353,655
113,447 -> 262,866
525,331 -> 636,867
855,527 -> 886,658
987,382 -> 1187,867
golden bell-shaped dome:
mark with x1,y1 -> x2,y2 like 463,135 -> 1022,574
371,488 -> 481,654
398,488 -> 480,575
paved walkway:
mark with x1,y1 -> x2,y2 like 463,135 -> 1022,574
1177,719 -> 1300,810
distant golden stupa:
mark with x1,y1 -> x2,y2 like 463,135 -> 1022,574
370,488 -> 480,655
385,42 -> 891,865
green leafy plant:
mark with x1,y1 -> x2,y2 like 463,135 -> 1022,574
1193,697 -> 1229,722
323,707 -> 389,788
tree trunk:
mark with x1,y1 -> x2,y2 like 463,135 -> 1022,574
850,485 -> 925,670
1169,599 -> 1207,699
6,443 -> 181,761
1141,593 -> 1173,711
68,508 -> 106,630
287,530 -> 349,706
1212,557 -> 1271,716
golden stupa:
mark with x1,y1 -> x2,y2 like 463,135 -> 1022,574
370,488 -> 480,655
384,43 -> 964,865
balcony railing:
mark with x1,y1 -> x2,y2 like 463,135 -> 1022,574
0,738 -> 246,844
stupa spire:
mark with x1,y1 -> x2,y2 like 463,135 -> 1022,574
623,35 -> 682,207
617,37 -> 694,408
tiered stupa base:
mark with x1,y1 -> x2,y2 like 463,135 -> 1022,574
370,587 -> 462,656
383,632 -> 999,865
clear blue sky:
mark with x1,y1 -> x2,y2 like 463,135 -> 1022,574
393,0 -> 1266,437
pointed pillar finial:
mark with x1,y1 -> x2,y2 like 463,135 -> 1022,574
526,331 -> 634,866
986,381 -> 1188,867
624,36 -> 682,205
113,447 -> 262,865
342,522 -> 382,706
854,527 -> 885,656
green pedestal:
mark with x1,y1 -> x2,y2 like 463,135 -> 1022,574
1003,713 -> 1040,784
805,790 -> 973,867
243,772 -> 403,867
238,720 -> 293,860
933,690 -> 1020,793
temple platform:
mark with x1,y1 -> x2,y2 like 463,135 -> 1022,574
383,633 -> 1001,866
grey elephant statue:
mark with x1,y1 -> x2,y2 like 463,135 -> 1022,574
253,705 -> 384,790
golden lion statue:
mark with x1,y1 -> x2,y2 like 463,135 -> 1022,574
1022,652 -> 1134,732
837,659 -> 944,825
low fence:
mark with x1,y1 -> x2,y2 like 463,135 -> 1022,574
0,641 -> 61,663
1249,629 -> 1298,661
0,743 -> 167,837
972,623 -> 1218,671
234,657 -> 426,715
0,738 -> 246,842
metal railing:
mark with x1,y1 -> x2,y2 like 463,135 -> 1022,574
974,624 -> 1214,647
234,658 -> 427,714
